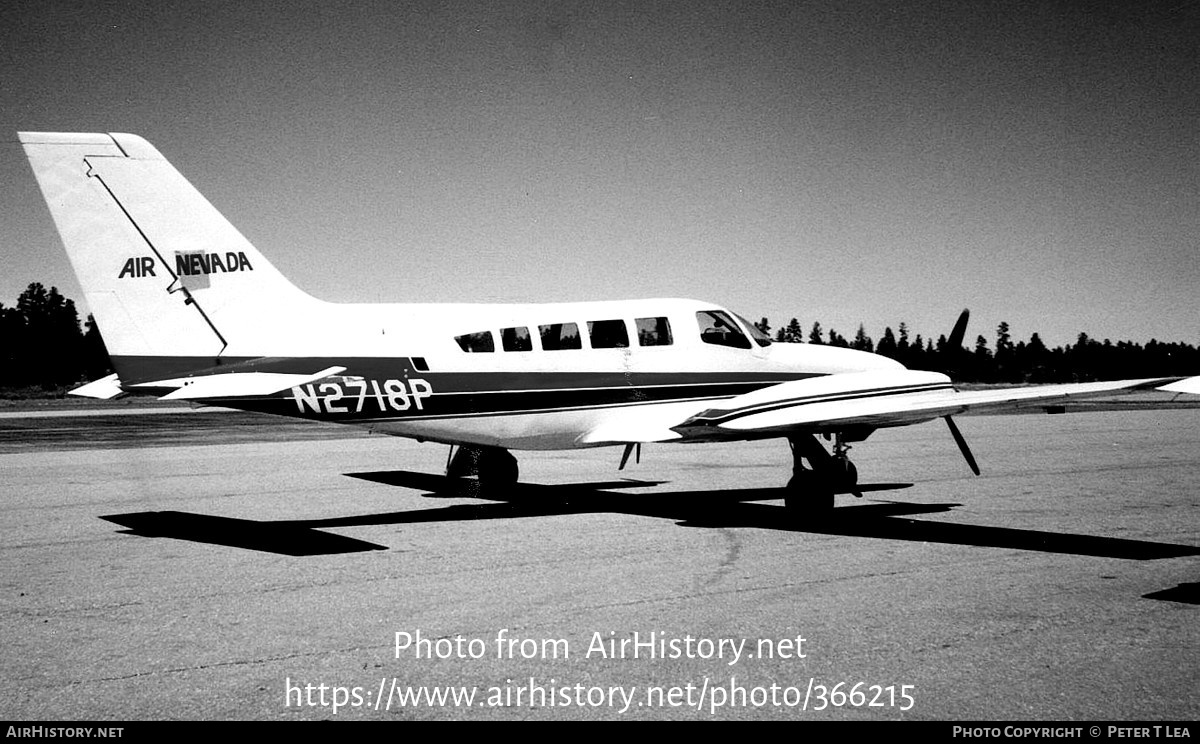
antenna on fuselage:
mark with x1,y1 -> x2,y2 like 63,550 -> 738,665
618,443 -> 642,470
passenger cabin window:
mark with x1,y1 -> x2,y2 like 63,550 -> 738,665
696,310 -> 752,349
588,319 -> 629,349
501,326 -> 532,352
455,330 -> 495,353
539,322 -> 581,351
636,316 -> 673,346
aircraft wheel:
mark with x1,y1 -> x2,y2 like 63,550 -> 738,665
831,458 -> 858,490
478,448 -> 519,492
447,446 -> 482,479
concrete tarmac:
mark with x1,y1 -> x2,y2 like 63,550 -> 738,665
0,407 -> 1197,720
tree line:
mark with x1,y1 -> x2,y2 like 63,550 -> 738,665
755,317 -> 1198,384
1,283 -> 111,394
1,282 -> 1196,395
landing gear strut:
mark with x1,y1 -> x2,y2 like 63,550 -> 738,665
446,445 -> 519,494
785,433 -> 860,517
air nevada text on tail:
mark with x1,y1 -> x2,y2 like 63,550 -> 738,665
116,251 -> 254,279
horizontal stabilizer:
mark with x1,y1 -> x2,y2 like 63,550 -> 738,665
69,373 -> 127,400
158,366 -> 346,400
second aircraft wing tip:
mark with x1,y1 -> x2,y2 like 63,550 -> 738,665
1158,376 -> 1200,395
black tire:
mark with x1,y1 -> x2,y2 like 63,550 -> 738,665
446,446 -> 482,479
831,458 -> 858,490
478,448 -> 519,491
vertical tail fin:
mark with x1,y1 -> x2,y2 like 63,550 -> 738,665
19,132 -> 319,382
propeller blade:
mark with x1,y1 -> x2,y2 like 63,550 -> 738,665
944,415 -> 980,476
947,308 -> 970,350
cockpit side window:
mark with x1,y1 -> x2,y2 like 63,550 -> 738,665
539,322 -> 581,351
455,330 -> 495,353
501,326 -> 532,352
587,319 -> 629,349
635,317 -> 673,346
696,310 -> 752,349
734,313 -> 773,347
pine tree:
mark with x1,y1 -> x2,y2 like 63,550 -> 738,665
9,283 -> 88,389
909,333 -> 925,369
784,318 -> 804,343
851,324 -> 873,352
973,335 -> 992,382
877,326 -> 898,358
808,322 -> 824,345
995,321 -> 1017,382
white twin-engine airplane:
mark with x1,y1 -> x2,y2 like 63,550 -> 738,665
20,132 -> 1200,516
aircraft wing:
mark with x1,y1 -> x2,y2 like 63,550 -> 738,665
580,371 -> 1199,446
676,371 -> 1199,437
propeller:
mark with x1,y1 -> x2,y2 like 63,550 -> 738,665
930,308 -> 970,378
944,415 -> 980,476
943,309 -> 979,475
947,308 -> 970,351
618,442 -> 642,470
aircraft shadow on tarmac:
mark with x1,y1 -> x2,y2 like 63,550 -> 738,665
1142,582 -> 1200,605
99,470 -> 1200,563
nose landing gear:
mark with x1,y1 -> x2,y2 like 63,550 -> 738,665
785,433 -> 861,518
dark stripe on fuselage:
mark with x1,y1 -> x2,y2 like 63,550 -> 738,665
111,355 -> 800,392
110,354 -> 820,422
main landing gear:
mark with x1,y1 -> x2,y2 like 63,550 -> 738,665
446,445 -> 519,494
785,433 -> 860,518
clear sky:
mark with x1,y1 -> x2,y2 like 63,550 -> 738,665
2,0 -> 1197,349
